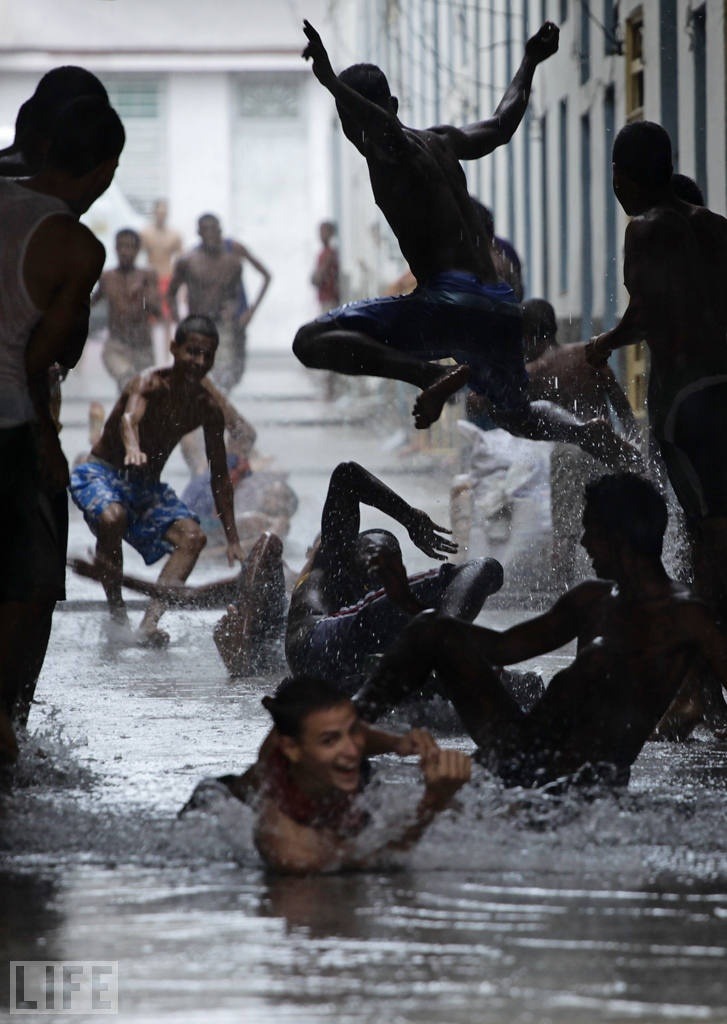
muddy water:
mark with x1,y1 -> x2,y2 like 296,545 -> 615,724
2,604 -> 726,1024
2,354 -> 726,1022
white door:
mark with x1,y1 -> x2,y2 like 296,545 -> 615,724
231,75 -> 314,351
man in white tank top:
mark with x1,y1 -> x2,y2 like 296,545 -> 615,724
0,92 -> 125,763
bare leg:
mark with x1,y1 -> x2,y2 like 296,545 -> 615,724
294,320 -> 455,391
688,518 -> 727,731
137,517 -> 207,645
94,503 -> 130,624
0,601 -> 31,763
652,668 -> 706,741
213,532 -> 286,675
497,400 -> 643,471
11,603 -> 54,728
355,610 -> 523,748
412,364 -> 471,428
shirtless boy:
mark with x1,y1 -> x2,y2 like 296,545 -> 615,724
587,124 -> 727,631
168,213 -> 271,392
286,461 -> 504,687
356,474 -> 727,789
69,314 -> 244,646
292,22 -> 636,469
72,461 -> 503,679
243,675 -> 471,874
93,228 -> 161,391
141,198 -> 183,328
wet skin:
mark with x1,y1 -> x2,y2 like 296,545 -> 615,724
357,508 -> 727,784
92,237 -> 161,345
278,702 -> 367,796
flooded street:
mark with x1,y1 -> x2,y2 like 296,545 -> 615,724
2,351 -> 727,1023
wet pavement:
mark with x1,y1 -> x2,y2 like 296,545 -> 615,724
1,343 -> 727,1023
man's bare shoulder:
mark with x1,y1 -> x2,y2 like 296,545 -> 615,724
127,366 -> 171,399
688,203 -> 727,227
668,581 -> 712,613
172,252 -> 192,273
563,578 -> 612,601
226,239 -> 248,258
552,578 -> 612,616
627,207 -> 683,240
424,123 -> 467,148
31,215 -> 105,276
635,202 -> 724,248
254,797 -> 336,874
687,204 -> 727,249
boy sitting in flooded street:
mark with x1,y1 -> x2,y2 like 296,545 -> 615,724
357,474 -> 727,788
70,314 -> 244,646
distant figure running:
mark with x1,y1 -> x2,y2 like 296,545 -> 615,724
92,227 -> 161,391
168,213 -> 271,393
140,198 -> 183,342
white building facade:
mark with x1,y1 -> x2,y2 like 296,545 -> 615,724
0,0 -> 339,350
329,0 -> 727,406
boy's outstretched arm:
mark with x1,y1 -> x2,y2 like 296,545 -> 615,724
319,461 -> 456,561
433,21 -> 559,159
254,745 -> 470,874
302,20 -> 407,156
205,405 -> 244,565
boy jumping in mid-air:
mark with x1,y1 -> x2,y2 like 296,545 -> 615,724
293,21 -> 638,470
70,314 -> 244,647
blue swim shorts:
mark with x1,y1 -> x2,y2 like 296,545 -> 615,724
70,459 -> 200,565
318,272 -> 528,414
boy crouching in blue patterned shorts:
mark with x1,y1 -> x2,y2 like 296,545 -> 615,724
70,314 -> 244,647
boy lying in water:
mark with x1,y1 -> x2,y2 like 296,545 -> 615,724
182,675 -> 471,874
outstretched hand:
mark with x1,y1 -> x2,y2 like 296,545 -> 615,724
420,748 -> 472,808
395,727 -> 440,759
585,334 -> 612,368
124,448 -> 148,468
525,21 -> 560,63
302,19 -> 336,86
226,540 -> 245,567
406,508 -> 458,561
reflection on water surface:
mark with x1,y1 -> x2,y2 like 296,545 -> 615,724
1,610 -> 725,1023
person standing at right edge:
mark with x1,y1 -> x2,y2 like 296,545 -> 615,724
587,122 -> 727,729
